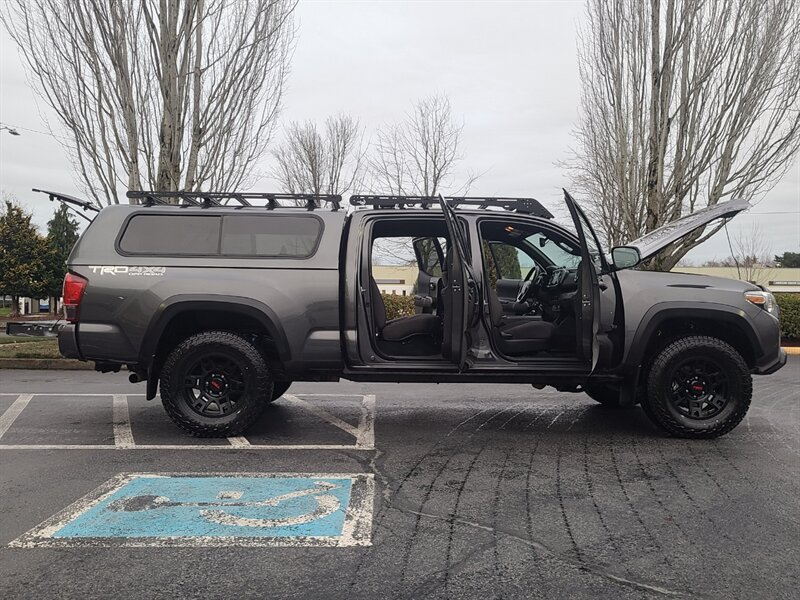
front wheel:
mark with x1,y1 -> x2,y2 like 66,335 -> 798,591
160,331 -> 273,437
642,336 -> 752,439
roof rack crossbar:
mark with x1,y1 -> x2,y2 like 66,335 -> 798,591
349,195 -> 553,219
127,191 -> 342,211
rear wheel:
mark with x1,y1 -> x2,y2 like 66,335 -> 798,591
160,331 -> 272,437
641,335 -> 752,439
269,381 -> 292,402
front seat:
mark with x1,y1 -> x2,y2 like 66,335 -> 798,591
370,277 -> 439,342
487,286 -> 555,355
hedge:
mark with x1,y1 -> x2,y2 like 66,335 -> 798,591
381,293 -> 416,320
776,293 -> 800,340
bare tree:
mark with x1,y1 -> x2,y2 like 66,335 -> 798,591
566,0 -> 800,270
730,223 -> 773,283
1,0 -> 297,206
370,94 -> 477,197
272,114 -> 365,197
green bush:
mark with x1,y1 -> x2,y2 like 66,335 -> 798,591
776,293 -> 800,340
381,293 -> 415,320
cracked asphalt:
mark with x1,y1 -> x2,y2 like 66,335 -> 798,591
1,359 -> 798,599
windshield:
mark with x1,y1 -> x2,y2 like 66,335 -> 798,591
525,232 -> 582,269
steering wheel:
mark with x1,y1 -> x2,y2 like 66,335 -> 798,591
516,263 -> 542,303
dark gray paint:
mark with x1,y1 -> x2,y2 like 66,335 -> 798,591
61,203 -> 785,387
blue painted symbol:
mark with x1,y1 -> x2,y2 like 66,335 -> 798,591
53,475 -> 354,539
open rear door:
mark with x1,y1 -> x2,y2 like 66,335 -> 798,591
438,194 -> 481,370
563,190 -> 606,372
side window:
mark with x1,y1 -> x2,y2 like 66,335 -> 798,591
414,237 -> 446,277
371,236 -> 420,302
221,216 -> 322,257
119,215 -> 221,255
481,242 -> 523,288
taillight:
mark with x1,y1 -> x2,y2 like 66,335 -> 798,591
62,272 -> 88,323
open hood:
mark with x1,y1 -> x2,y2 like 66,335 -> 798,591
625,198 -> 750,262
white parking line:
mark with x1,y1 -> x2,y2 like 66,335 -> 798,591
227,436 -> 251,447
0,393 -> 376,451
0,394 -> 34,440
112,395 -> 135,448
282,394 -> 359,438
356,394 -> 376,449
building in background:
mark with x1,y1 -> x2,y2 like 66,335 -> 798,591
674,267 -> 800,293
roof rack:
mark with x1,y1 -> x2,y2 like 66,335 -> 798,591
349,195 -> 553,219
32,188 -> 101,222
126,191 -> 342,211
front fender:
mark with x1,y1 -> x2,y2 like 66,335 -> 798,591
623,302 -> 761,370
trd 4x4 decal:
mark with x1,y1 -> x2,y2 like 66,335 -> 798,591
88,266 -> 166,277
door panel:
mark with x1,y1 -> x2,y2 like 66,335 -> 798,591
438,194 -> 480,370
563,190 -> 603,371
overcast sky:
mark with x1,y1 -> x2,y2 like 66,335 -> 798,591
1,1 -> 798,263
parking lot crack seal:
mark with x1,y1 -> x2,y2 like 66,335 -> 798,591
388,501 -> 695,598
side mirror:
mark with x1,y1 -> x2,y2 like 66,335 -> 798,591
611,246 -> 641,270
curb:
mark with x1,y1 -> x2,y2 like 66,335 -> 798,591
0,358 -> 93,370
784,346 -> 800,356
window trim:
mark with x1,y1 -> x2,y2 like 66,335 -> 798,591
115,212 -> 325,259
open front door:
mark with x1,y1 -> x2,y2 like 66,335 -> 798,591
438,194 -> 481,370
563,190 -> 606,372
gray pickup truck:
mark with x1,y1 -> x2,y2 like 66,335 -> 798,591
43,189 -> 785,439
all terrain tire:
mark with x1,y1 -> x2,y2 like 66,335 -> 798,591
641,335 -> 752,439
160,330 -> 273,437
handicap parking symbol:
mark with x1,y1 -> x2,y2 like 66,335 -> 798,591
10,473 -> 374,548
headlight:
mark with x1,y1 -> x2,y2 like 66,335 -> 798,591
745,290 -> 777,315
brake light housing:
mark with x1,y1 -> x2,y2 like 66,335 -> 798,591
62,272 -> 88,323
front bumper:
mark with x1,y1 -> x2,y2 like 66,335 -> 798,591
753,347 -> 787,375
57,324 -> 83,360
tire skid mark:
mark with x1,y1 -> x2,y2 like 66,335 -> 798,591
392,504 -> 691,598
744,413 -> 795,465
556,443 -> 584,564
709,440 -> 757,487
396,404 -> 522,588
582,434 -> 629,576
524,436 -> 546,585
748,404 -> 800,454
349,405 -> 508,591
492,451 -> 511,598
610,432 -> 673,568
630,437 -> 692,543
654,443 -> 738,548
684,443 -> 731,499
398,447 -> 460,587
443,444 -> 486,596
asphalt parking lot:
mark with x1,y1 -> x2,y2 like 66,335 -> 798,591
1,359 -> 798,599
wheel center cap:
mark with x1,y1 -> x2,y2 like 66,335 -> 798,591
688,379 -> 706,397
206,375 -> 227,397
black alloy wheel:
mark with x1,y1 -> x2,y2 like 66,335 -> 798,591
160,331 -> 273,437
642,335 -> 752,439
667,357 -> 729,420
182,354 -> 247,417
